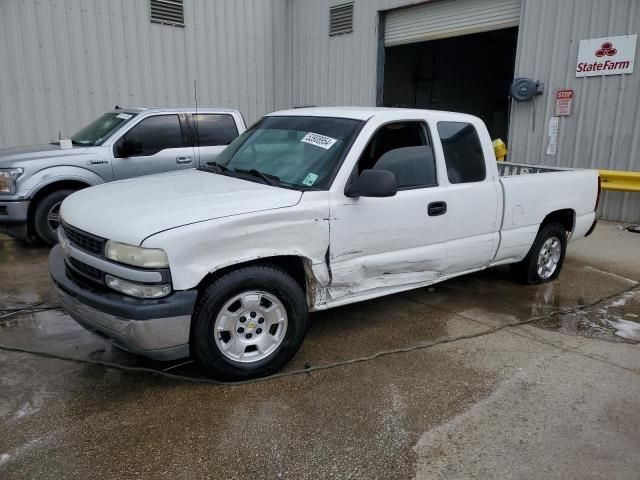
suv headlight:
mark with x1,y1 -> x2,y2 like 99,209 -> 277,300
104,240 -> 169,268
0,168 -> 24,194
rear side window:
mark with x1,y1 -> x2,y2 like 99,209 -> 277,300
437,122 -> 486,184
358,121 -> 437,189
192,114 -> 239,146
117,115 -> 185,157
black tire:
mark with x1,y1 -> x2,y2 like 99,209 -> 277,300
33,189 -> 74,245
191,265 -> 308,381
511,223 -> 567,285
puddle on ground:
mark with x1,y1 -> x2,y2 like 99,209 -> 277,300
0,235 -> 52,309
0,310 -> 210,380
0,292 -> 472,382
535,289 -> 640,343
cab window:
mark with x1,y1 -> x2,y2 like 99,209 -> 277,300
356,121 -> 437,189
115,115 -> 186,157
437,122 -> 486,184
192,114 -> 239,146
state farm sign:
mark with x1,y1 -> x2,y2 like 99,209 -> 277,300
576,34 -> 637,77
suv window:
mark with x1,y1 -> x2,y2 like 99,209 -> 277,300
116,115 -> 185,157
192,114 -> 239,146
437,122 -> 486,184
357,121 -> 437,189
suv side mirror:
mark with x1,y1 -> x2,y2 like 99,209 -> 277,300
345,169 -> 398,198
118,138 -> 143,157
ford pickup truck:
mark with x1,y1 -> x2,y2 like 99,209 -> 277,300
0,107 -> 246,244
49,107 -> 600,380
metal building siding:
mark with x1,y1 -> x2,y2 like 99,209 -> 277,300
509,0 -> 640,222
0,0 -> 287,148
385,0 -> 521,46
289,0 -> 426,109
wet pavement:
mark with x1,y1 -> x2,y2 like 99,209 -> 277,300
1,221 -> 639,479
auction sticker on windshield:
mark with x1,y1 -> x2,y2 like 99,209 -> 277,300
302,173 -> 319,186
116,113 -> 133,120
301,132 -> 337,150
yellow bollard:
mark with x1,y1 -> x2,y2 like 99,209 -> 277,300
493,138 -> 508,161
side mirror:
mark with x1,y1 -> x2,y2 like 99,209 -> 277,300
118,138 -> 143,157
345,169 -> 398,198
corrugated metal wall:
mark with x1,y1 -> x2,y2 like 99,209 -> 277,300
0,0 -> 289,148
289,0 -> 425,108
290,0 -> 639,222
2,0 -> 638,221
509,0 -> 640,222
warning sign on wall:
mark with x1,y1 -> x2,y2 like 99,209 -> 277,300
555,89 -> 573,116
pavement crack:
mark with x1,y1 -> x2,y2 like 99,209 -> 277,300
0,285 -> 638,385
502,324 -> 639,374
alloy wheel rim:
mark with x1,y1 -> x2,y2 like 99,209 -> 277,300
214,290 -> 288,363
537,236 -> 561,279
47,201 -> 62,232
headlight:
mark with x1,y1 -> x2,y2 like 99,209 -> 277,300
105,274 -> 171,299
0,168 -> 24,194
104,240 -> 169,268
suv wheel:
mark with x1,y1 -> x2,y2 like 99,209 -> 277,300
192,265 -> 308,381
33,189 -> 75,245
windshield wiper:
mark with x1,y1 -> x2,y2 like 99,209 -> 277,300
202,161 -> 232,174
234,168 -> 281,187
49,139 -> 84,146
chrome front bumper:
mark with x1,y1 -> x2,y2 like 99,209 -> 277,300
50,245 -> 196,361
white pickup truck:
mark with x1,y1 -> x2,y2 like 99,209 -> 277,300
49,107 -> 599,380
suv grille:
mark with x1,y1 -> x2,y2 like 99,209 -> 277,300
62,223 -> 105,255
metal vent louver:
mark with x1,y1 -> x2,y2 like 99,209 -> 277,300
329,2 -> 354,36
150,0 -> 184,27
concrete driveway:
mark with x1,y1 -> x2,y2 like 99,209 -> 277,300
1,221 -> 639,479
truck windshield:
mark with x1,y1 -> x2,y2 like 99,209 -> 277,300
70,112 -> 137,146
212,116 -> 363,190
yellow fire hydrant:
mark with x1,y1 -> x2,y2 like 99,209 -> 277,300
493,138 -> 508,161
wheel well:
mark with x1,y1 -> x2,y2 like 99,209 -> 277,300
27,180 -> 90,229
197,256 -> 309,293
540,209 -> 575,233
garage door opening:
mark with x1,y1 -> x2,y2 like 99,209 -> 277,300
382,27 -> 518,141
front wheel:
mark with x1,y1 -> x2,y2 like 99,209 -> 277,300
191,265 -> 308,381
33,189 -> 75,245
511,223 -> 567,285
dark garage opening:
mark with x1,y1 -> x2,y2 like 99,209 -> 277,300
383,27 -> 518,141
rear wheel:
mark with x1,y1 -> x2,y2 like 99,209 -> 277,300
191,265 -> 308,381
511,223 -> 567,284
33,189 -> 75,245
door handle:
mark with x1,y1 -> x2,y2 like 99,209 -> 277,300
427,201 -> 447,216
176,156 -> 193,164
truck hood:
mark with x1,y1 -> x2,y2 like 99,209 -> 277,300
0,144 -> 90,167
60,169 -> 303,245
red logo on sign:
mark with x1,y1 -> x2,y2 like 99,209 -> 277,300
595,42 -> 617,57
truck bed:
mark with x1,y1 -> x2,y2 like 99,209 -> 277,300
497,161 -> 572,176
492,162 -> 599,266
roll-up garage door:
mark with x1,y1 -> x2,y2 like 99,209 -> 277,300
385,0 -> 521,47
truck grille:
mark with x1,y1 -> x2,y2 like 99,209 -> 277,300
69,257 -> 102,281
65,264 -> 107,293
62,223 -> 105,255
